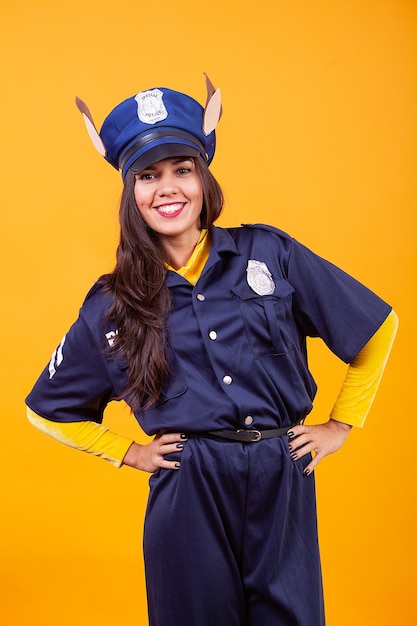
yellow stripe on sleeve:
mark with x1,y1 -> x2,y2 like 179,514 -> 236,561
27,407 -> 134,468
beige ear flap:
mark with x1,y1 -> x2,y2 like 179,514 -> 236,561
203,73 -> 222,136
75,96 -> 106,156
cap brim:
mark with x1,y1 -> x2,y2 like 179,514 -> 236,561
128,143 -> 200,174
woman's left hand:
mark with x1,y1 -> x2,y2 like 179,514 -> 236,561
287,418 -> 352,476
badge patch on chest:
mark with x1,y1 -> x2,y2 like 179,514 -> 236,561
246,260 -> 275,295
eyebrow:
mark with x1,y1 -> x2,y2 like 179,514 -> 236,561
144,158 -> 193,171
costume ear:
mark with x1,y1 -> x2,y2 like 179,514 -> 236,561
204,73 -> 217,103
75,97 -> 106,156
203,73 -> 222,136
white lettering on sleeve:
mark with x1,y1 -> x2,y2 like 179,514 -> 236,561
48,335 -> 67,379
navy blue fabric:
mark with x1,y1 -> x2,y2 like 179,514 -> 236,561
25,223 -> 392,625
144,437 -> 324,626
26,224 -> 391,435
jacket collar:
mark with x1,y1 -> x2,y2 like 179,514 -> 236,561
165,225 -> 239,287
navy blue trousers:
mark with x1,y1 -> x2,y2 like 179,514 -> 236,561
144,437 -> 325,626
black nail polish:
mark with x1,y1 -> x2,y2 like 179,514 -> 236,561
175,462 -> 181,469
180,433 -> 188,440
176,443 -> 184,449
287,431 -> 294,438
303,469 -> 310,477
290,453 -> 298,461
288,444 -> 293,452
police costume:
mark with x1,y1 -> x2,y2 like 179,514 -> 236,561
26,80 -> 392,626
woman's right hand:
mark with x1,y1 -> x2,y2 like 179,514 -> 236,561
122,432 -> 186,473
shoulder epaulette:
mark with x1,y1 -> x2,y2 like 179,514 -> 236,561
241,223 -> 292,242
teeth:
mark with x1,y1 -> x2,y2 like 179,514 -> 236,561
157,203 -> 183,214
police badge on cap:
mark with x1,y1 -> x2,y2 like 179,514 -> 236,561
135,89 -> 168,125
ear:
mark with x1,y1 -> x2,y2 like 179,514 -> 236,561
75,96 -> 106,156
203,73 -> 222,136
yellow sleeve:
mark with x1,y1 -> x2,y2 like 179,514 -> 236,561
330,309 -> 398,427
27,407 -> 134,468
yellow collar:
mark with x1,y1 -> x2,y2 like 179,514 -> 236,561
166,229 -> 210,285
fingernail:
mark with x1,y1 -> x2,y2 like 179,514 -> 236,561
290,453 -> 298,461
303,469 -> 310,476
287,431 -> 294,438
176,443 -> 184,449
288,444 -> 293,451
175,462 -> 181,469
180,433 -> 188,440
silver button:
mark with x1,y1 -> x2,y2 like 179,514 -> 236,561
223,375 -> 233,385
209,330 -> 217,340
196,293 -> 205,301
244,415 -> 254,426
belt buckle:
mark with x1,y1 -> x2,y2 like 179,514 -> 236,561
237,429 -> 262,442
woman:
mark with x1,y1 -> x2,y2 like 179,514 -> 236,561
26,76 -> 398,625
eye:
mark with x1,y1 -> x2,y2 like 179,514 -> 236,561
136,171 -> 156,181
177,166 -> 191,174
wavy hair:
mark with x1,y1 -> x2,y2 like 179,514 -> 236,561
103,156 -> 224,411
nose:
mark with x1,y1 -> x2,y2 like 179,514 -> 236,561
157,171 -> 179,197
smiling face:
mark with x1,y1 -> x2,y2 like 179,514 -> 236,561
133,157 -> 204,250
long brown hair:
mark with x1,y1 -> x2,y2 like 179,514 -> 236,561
103,156 -> 224,411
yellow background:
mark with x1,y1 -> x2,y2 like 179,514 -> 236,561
1,0 -> 416,624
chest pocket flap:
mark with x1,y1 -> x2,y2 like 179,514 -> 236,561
231,279 -> 295,356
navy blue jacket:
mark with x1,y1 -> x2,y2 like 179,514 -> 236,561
26,224 -> 391,436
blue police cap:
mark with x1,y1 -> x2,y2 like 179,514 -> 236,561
76,77 -> 222,180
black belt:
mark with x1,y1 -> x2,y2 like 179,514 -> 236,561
187,427 -> 292,443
